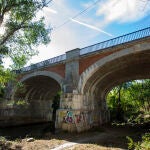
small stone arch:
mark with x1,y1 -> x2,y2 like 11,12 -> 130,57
11,71 -> 64,100
20,71 -> 63,85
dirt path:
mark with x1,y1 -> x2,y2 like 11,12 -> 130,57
51,133 -> 122,150
0,125 -> 147,150
51,128 -> 127,150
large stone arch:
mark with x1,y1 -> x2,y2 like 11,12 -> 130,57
77,42 -> 150,125
78,42 -> 150,94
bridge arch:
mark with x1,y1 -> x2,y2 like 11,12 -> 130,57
12,71 -> 64,101
20,71 -> 63,85
8,71 -> 64,123
77,42 -> 150,125
78,42 -> 150,95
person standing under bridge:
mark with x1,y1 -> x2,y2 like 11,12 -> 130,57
51,94 -> 60,134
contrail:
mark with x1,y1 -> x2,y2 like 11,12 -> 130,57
44,7 -> 57,14
70,18 -> 113,37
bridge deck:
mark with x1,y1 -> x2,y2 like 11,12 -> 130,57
17,27 -> 150,73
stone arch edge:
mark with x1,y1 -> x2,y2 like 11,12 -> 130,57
78,42 -> 150,94
11,71 -> 64,100
20,71 -> 64,85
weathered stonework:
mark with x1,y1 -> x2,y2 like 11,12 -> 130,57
2,36 -> 150,132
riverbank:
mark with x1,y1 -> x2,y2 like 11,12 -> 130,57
0,124 -> 149,150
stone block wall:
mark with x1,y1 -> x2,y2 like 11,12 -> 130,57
56,92 -> 110,132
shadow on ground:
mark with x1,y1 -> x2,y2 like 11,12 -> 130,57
0,122 -> 149,150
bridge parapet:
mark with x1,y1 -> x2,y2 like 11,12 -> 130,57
80,27 -> 150,55
15,54 -> 66,73
16,27 -> 150,74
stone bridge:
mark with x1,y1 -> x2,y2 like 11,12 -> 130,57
3,27 -> 150,131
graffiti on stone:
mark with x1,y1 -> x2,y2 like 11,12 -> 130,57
64,111 -> 74,123
61,110 -> 93,132
74,112 -> 86,124
59,111 -> 66,118
62,110 -> 93,132
74,114 -> 82,123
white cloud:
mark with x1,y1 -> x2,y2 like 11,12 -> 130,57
0,26 -> 5,35
29,0 -> 107,64
33,0 -> 149,65
81,1 -> 94,8
0,14 -> 10,35
43,7 -> 57,14
96,0 -> 150,23
5,0 -> 149,68
27,0 -> 85,64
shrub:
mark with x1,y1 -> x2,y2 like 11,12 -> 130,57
14,99 -> 29,108
127,133 -> 150,150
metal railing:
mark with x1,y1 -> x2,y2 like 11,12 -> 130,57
80,27 -> 150,55
16,54 -> 66,73
17,27 -> 150,73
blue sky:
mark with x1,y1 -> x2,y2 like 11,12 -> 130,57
3,0 -> 150,66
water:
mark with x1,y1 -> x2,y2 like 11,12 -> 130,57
0,121 -> 53,139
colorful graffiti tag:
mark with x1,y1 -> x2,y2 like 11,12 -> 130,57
62,110 -> 92,132
64,111 -> 74,123
63,111 -> 90,124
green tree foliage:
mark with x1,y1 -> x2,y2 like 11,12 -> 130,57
0,0 -> 51,97
0,65 -> 14,97
0,0 -> 51,67
107,82 -> 132,121
127,133 -> 150,150
129,80 -> 150,114
107,80 -> 150,123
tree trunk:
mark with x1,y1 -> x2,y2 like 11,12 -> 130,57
0,15 -> 3,26
116,85 -> 123,121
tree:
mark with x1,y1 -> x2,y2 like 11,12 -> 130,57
0,65 -> 13,98
129,80 -> 150,114
0,0 -> 51,96
107,82 -> 132,121
107,80 -> 150,123
0,0 -> 51,67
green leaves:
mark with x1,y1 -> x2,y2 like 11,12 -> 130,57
0,65 -> 15,95
0,65 -> 11,83
10,55 -> 27,70
0,0 -> 51,65
107,80 -> 150,122
23,18 -> 50,45
127,133 -> 150,150
0,0 -> 51,98
0,45 -> 8,55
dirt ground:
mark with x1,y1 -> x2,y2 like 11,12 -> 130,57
0,124 -> 149,150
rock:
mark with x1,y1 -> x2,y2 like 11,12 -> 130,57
26,138 -> 34,142
5,141 -> 12,147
